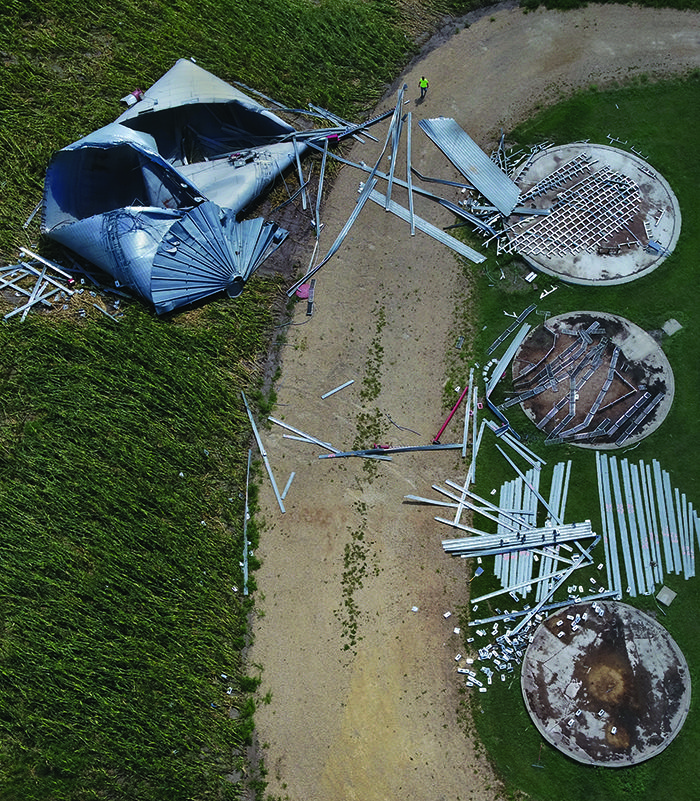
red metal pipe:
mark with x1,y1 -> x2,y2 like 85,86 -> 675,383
433,383 -> 470,444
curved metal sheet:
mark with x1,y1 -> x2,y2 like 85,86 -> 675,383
116,58 -> 294,133
151,201 -> 287,313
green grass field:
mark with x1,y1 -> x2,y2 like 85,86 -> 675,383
0,292 -> 288,800
460,75 -> 700,801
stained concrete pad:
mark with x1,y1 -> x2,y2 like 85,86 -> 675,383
508,143 -> 681,285
513,311 -> 675,448
521,601 -> 691,766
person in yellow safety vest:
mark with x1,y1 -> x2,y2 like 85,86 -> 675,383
419,76 -> 429,99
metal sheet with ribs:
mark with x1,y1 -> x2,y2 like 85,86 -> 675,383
419,117 -> 520,216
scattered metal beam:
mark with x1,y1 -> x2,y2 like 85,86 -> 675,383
462,367 -> 474,459
314,137 -> 329,237
385,87 -> 406,209
242,392 -> 285,514
321,379 -> 354,399
287,176 -> 378,296
368,190 -> 485,263
434,384 -> 470,444
243,449 -> 251,595
92,303 -> 121,322
486,324 -> 531,397
281,471 -> 296,501
609,455 -> 635,596
23,201 -> 42,229
19,247 -> 75,285
494,444 -> 561,525
406,112 -> 416,236
320,442 -> 463,459
404,494 -> 460,509
293,137 -> 310,210
488,304 -> 537,355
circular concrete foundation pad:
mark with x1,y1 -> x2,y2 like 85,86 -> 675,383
508,143 -> 681,285
512,311 -> 674,448
521,601 -> 691,766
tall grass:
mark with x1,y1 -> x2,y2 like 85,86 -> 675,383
0,281 -> 288,798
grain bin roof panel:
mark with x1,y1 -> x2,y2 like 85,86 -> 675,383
419,117 -> 520,216
151,203 -> 288,314
116,58 -> 295,136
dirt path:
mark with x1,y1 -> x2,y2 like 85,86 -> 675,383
247,7 -> 700,801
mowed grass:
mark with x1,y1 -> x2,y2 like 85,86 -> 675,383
458,75 -> 700,801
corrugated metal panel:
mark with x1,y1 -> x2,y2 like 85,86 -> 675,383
151,202 -> 287,313
419,118 -> 520,216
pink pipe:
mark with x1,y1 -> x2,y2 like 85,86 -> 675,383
433,383 -> 470,444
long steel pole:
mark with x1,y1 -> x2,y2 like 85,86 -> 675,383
243,449 -> 251,595
433,384 -> 470,443
242,392 -> 285,514
406,112 -> 415,236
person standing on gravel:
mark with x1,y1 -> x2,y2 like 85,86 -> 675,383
419,76 -> 429,99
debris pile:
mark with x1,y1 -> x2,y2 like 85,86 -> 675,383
596,452 -> 698,597
494,141 -> 680,285
40,59 -> 390,314
508,313 -> 671,447
0,247 -> 75,321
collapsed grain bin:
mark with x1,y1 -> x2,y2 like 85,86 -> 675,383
42,59 -> 306,314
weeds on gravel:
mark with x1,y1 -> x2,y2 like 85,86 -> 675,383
335,501 -> 378,654
354,306 -> 389,477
